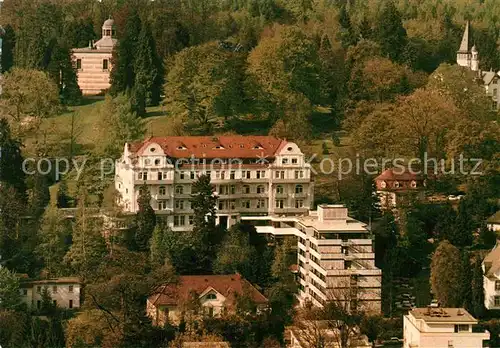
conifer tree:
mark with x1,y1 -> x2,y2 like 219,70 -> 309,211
358,16 -> 372,40
431,240 -> 463,307
338,5 -> 357,48
56,181 -> 71,208
63,191 -> 107,279
0,118 -> 27,197
1,25 -> 15,73
133,22 -> 163,114
459,251 -> 473,311
149,224 -> 168,267
37,207 -> 71,278
471,258 -> 486,318
110,10 -> 142,95
134,184 -> 156,251
27,171 -> 51,219
376,1 -> 407,62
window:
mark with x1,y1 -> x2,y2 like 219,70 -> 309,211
494,88 -> 498,96
138,172 -> 148,180
230,171 -> 235,180
158,200 -> 168,210
243,171 -> 251,179
454,324 -> 469,332
241,200 -> 251,209
175,200 -> 184,209
230,185 -> 236,194
53,286 -> 58,293
208,307 -> 214,317
102,59 -> 109,70
37,300 -> 41,309
496,281 -> 500,291
393,181 -> 400,188
256,171 -> 265,179
69,300 -> 73,309
410,180 -> 417,188
344,261 -> 352,269
282,158 -> 288,165
69,285 -> 74,293
295,199 -> 304,208
76,59 -> 82,70
37,286 -> 41,294
154,159 -> 161,166
256,199 -> 265,209
380,181 -> 387,189
175,185 -> 184,194
159,186 -> 166,195
189,216 -> 194,225
179,171 -> 185,180
156,172 -> 162,180
295,170 -> 304,179
493,101 -> 498,110
276,185 -> 284,194
174,216 -> 185,226
243,185 -> 250,194
220,171 -> 225,180
206,293 -> 217,300
292,158 -> 298,164
53,300 -> 57,306
230,200 -> 236,210
163,172 -> 168,180
295,185 -> 303,194
275,199 -> 284,209
256,185 -> 265,194
190,171 -> 196,179
275,170 -> 285,179
206,171 -> 211,178
495,296 -> 500,307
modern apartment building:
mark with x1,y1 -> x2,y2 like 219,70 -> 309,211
403,307 -> 489,348
115,136 -> 313,231
242,204 -> 382,314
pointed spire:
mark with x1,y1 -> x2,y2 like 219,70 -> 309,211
458,21 -> 470,53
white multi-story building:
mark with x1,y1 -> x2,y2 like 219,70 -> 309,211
403,307 -> 489,348
19,277 -> 81,310
482,243 -> 500,310
115,136 -> 313,231
242,204 -> 381,314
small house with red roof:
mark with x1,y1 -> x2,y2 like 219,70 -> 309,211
375,168 -> 425,209
147,274 -> 268,326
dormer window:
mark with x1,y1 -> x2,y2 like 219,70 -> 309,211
214,145 -> 224,149
206,293 -> 217,300
380,181 -> 387,189
177,146 -> 186,150
394,181 -> 400,188
411,181 -> 417,188
239,144 -> 244,148
150,147 -> 156,153
287,147 -> 293,151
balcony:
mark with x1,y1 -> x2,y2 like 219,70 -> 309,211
326,268 -> 382,277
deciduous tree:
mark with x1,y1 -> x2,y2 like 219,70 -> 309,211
430,240 -> 463,307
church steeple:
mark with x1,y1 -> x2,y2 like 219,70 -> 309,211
457,21 -> 472,68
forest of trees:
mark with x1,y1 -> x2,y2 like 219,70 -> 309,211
0,0 -> 499,347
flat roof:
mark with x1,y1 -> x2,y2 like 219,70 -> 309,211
410,308 -> 477,323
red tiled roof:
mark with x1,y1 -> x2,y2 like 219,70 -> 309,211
375,168 -> 421,182
149,274 -> 268,307
128,136 -> 287,159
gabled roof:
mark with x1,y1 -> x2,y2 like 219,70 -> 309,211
149,274 -> 268,307
129,136 -> 287,159
483,243 -> 500,277
487,211 -> 500,224
482,71 -> 498,85
375,168 -> 421,182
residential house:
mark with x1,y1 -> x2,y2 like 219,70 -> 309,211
147,274 -> 268,326
19,277 -> 81,310
375,168 -> 425,209
115,136 -> 313,231
403,307 -> 489,348
72,19 -> 116,95
482,243 -> 500,309
242,204 -> 382,314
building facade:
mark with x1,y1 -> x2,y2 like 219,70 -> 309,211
115,136 -> 314,231
486,211 -> 500,232
147,274 -> 268,326
403,307 -> 489,348
242,204 -> 382,314
19,277 -> 81,310
457,21 -> 500,109
72,19 -> 116,95
482,244 -> 500,310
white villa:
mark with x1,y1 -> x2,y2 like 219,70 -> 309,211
482,243 -> 500,310
115,136 -> 314,231
403,307 -> 489,348
19,277 -> 81,310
